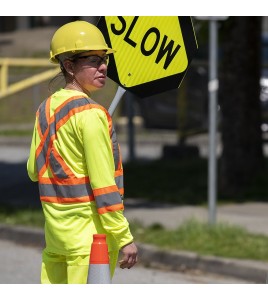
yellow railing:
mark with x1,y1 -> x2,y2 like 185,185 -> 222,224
0,58 -> 60,99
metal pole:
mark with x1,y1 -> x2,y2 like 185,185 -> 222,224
108,85 -> 126,116
208,19 -> 218,225
108,86 -> 135,161
126,91 -> 135,161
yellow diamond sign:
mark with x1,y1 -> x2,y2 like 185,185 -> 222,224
97,16 -> 198,98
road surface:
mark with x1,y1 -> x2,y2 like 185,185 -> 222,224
0,238 -> 253,284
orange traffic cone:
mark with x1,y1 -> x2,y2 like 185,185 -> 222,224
87,234 -> 111,284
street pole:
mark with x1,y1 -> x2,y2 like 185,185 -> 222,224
195,16 -> 228,225
208,18 -> 218,225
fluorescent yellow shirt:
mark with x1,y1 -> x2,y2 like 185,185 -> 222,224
27,89 -> 133,255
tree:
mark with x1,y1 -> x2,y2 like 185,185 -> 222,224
219,16 -> 265,197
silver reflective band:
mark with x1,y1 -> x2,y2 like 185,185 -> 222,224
39,183 -> 93,198
95,191 -> 123,209
115,175 -> 123,189
111,128 -> 120,169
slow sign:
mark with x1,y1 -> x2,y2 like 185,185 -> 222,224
97,16 -> 198,98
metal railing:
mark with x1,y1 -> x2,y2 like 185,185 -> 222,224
0,58 -> 59,99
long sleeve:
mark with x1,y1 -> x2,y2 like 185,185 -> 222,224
27,118 -> 39,182
81,108 -> 133,249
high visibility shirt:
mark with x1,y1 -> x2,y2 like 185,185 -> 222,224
27,88 -> 133,255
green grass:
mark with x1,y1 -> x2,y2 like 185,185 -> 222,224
0,206 -> 44,228
0,129 -> 33,136
1,205 -> 268,262
130,219 -> 268,262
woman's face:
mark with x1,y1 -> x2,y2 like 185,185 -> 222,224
67,50 -> 109,94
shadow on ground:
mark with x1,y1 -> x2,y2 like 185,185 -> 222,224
0,162 -> 40,208
0,161 -> 174,210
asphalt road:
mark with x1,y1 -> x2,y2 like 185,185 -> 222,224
0,238 -> 252,284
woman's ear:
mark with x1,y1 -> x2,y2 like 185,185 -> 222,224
63,60 -> 74,76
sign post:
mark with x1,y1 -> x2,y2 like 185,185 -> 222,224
195,16 -> 228,225
108,85 -> 126,116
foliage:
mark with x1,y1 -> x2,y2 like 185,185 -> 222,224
0,205 -> 44,228
124,157 -> 268,204
124,158 -> 208,205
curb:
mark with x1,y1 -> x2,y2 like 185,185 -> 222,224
0,224 -> 45,248
1,224 -> 267,283
138,243 -> 268,283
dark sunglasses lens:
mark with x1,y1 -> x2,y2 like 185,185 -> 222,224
78,55 -> 109,66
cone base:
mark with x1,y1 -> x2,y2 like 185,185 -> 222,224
87,264 -> 111,284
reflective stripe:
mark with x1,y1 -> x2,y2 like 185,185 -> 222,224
38,100 -> 48,136
37,97 -> 88,140
36,98 -> 89,176
40,195 -> 94,204
95,192 -> 123,209
36,130 -> 52,172
115,174 -> 123,190
55,98 -> 90,126
39,182 -> 93,198
93,185 -> 123,209
36,95 -> 124,209
93,185 -> 119,196
111,128 -> 120,169
36,149 -> 46,173
98,203 -> 124,214
39,176 -> 89,185
50,147 -> 76,179
49,149 -> 69,179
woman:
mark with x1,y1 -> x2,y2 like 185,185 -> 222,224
27,20 -> 138,284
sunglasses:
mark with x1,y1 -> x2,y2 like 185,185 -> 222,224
75,54 -> 109,67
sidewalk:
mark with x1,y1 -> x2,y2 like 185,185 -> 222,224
124,199 -> 268,236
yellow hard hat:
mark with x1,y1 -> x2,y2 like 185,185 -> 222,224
50,20 -> 115,64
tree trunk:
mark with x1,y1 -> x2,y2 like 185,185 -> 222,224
219,16 -> 265,197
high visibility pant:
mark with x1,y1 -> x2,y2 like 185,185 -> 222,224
41,249 -> 119,284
